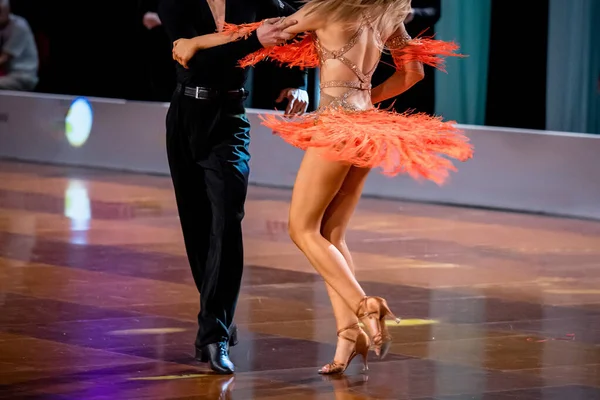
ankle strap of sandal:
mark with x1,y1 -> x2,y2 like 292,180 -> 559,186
355,296 -> 377,320
336,322 -> 360,343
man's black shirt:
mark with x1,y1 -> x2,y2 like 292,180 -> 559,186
158,0 -> 306,91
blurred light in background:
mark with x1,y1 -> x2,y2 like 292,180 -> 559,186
65,97 -> 93,148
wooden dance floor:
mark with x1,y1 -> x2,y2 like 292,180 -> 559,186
0,160 -> 599,399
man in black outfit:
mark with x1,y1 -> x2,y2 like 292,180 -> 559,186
138,0 -> 176,101
373,0 -> 441,114
157,0 -> 308,374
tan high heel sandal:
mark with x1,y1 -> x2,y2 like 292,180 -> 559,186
318,323 -> 370,375
355,296 -> 401,359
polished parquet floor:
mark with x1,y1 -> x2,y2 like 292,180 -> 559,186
0,160 -> 599,400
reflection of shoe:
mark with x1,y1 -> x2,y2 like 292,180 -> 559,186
212,376 -> 235,400
321,374 -> 368,399
355,296 -> 401,359
318,323 -> 370,375
321,374 -> 368,384
197,341 -> 235,374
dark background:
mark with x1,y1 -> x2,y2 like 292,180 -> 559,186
10,0 -> 552,130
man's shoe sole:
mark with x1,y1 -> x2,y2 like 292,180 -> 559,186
211,367 -> 234,375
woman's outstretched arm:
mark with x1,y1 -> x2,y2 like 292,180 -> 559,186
171,31 -> 245,68
160,0 -> 270,70
172,2 -> 323,68
171,16 -> 303,68
278,5 -> 323,35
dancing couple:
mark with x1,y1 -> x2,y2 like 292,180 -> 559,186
163,0 -> 473,375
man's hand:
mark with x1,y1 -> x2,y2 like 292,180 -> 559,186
257,17 -> 298,47
143,12 -> 162,30
276,88 -> 309,115
172,38 -> 197,69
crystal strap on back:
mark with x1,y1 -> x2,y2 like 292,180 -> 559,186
320,80 -> 371,90
315,20 -> 378,111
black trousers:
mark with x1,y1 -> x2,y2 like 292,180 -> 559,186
166,88 -> 251,348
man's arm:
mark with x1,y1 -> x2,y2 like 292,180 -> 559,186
158,0 -> 263,69
408,0 -> 441,27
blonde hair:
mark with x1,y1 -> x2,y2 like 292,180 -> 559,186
302,0 -> 411,33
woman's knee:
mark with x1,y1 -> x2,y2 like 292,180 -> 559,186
288,218 -> 304,247
288,218 -> 317,248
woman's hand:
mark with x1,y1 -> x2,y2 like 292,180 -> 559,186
172,38 -> 198,69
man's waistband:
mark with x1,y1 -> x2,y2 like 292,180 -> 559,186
176,84 -> 248,101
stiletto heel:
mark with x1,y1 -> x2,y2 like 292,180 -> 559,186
381,302 -> 401,324
358,339 -> 369,371
355,296 -> 400,359
318,323 -> 370,375
379,300 -> 401,358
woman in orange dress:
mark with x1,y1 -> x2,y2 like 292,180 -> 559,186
172,0 -> 473,375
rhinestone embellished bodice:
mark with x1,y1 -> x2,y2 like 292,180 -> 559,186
315,20 -> 382,112
315,25 -> 370,111
314,18 -> 412,112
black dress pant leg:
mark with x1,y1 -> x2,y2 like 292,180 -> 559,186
195,101 -> 251,347
166,94 -> 250,348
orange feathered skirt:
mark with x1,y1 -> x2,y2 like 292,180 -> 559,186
260,109 -> 472,185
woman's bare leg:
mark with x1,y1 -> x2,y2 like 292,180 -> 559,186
320,166 -> 371,363
288,149 -> 367,312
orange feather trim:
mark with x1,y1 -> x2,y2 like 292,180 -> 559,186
222,22 -> 465,72
260,110 -> 473,185
393,38 -> 465,73
238,34 -> 320,69
222,21 -> 263,38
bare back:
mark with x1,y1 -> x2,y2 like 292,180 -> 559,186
314,16 -> 398,111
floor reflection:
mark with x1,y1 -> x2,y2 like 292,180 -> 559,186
64,179 -> 91,244
322,375 -> 370,400
0,161 -> 599,399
